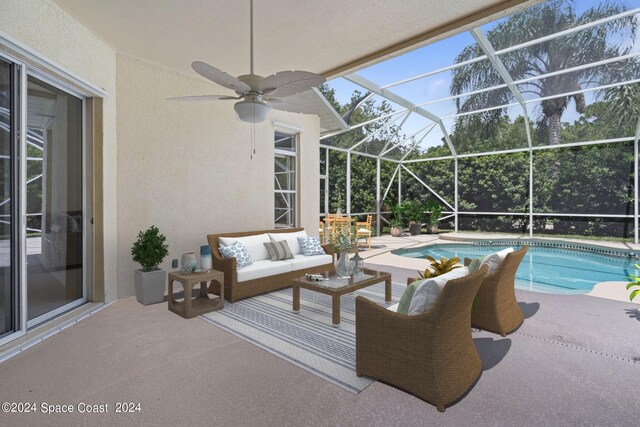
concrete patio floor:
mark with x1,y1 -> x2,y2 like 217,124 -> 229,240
1,233 -> 639,426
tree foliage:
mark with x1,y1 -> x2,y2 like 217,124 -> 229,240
450,0 -> 637,145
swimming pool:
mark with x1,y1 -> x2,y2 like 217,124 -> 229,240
393,243 -> 638,294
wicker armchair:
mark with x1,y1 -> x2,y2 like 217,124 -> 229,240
355,266 -> 488,412
465,246 -> 528,337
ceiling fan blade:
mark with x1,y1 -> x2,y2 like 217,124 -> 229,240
259,71 -> 326,98
166,95 -> 239,101
265,95 -> 320,114
192,61 -> 251,93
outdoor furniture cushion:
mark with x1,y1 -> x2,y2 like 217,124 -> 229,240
297,236 -> 325,256
219,241 -> 253,269
468,257 -> 484,273
269,230 -> 308,255
396,279 -> 425,315
407,267 -> 470,315
387,302 -> 399,312
263,240 -> 294,261
219,233 -> 271,261
289,254 -> 333,271
481,248 -> 514,273
236,259 -> 291,282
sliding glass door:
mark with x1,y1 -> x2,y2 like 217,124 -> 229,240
26,76 -> 84,324
0,58 -> 16,338
0,54 -> 87,341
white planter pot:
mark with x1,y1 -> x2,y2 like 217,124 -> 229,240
390,226 -> 403,237
134,269 -> 167,305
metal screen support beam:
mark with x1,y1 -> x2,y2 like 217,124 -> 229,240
344,73 -> 458,157
398,166 -> 402,206
454,158 -> 459,232
346,151 -> 351,216
324,147 -> 329,215
472,28 -> 536,238
376,158 -> 381,237
634,116 -> 640,244
401,165 -> 455,211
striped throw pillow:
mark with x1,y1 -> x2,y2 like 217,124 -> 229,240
263,240 -> 294,261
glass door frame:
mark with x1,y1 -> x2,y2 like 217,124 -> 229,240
0,50 -> 92,343
0,52 -> 21,347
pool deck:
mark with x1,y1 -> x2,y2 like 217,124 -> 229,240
357,232 -> 634,303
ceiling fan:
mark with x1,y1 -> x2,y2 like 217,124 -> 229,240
168,0 -> 326,123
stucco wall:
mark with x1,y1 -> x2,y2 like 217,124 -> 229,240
0,0 -> 118,303
116,54 -> 320,298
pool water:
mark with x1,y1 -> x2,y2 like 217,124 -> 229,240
393,244 -> 637,294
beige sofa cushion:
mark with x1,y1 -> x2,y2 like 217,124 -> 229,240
220,233 -> 271,261
289,254 -> 332,271
236,259 -> 291,282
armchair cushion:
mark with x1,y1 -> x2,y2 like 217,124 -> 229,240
219,241 -> 253,269
297,236 -> 325,256
408,267 -> 470,315
396,279 -> 425,315
468,257 -> 484,273
480,248 -> 514,273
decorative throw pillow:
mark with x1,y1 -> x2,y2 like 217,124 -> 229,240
263,240 -> 294,261
480,248 -> 514,274
297,236 -> 325,256
268,230 -> 307,255
396,279 -> 427,315
407,267 -> 470,315
219,233 -> 270,261
219,241 -> 253,269
468,257 -> 484,273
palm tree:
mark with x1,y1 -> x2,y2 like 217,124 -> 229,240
450,0 -> 637,145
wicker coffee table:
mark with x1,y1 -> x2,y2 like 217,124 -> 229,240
292,268 -> 392,327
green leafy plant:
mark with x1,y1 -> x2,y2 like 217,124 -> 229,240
390,203 -> 405,227
332,229 -> 353,253
131,225 -> 169,271
425,200 -> 443,226
402,200 -> 426,224
626,263 -> 640,302
418,255 -> 461,279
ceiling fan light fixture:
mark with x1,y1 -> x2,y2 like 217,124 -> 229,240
234,99 -> 271,123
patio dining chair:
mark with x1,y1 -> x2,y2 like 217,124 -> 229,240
355,266 -> 488,412
356,215 -> 372,249
319,221 -> 326,243
465,246 -> 528,337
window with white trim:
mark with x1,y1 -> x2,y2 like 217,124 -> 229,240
274,131 -> 297,228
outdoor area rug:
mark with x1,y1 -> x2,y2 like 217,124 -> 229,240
200,281 -> 403,394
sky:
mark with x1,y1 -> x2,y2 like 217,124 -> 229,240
325,0 -> 640,155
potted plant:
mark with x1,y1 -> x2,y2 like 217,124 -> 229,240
402,200 -> 426,236
425,200 -> 443,234
131,225 -> 169,305
626,263 -> 640,308
389,203 -> 404,237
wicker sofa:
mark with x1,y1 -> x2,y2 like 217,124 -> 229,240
207,228 -> 335,303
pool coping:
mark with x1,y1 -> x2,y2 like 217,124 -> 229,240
438,234 -> 640,259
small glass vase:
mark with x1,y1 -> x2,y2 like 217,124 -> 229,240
335,251 -> 353,278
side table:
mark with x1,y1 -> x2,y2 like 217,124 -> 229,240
168,269 -> 224,319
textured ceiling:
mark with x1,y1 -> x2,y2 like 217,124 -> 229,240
51,0 -> 536,81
